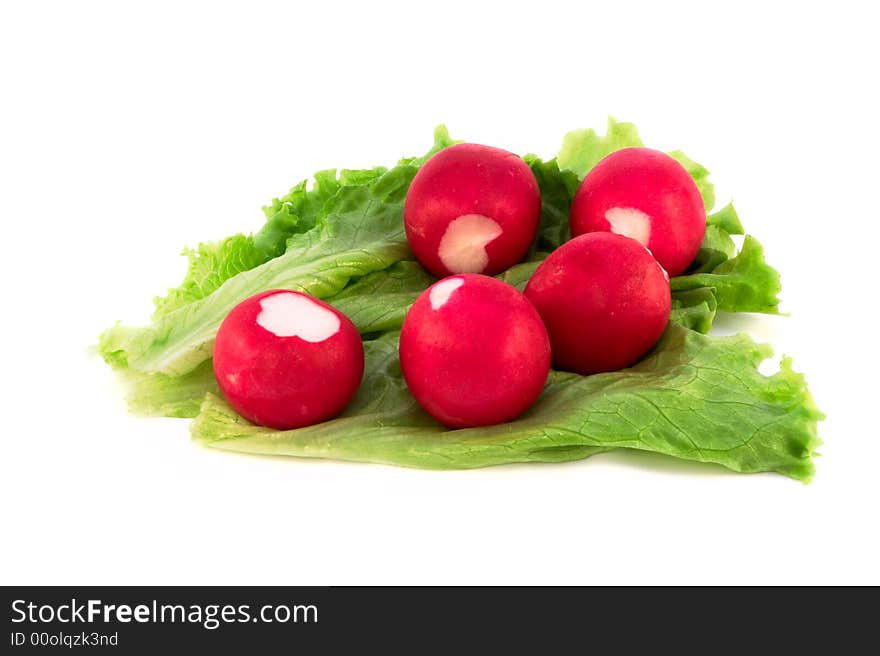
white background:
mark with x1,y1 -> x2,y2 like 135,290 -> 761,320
2,1 -> 878,585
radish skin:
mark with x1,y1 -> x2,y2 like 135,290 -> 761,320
524,232 -> 671,375
400,274 -> 550,428
404,143 -> 541,277
213,290 -> 364,429
570,147 -> 706,277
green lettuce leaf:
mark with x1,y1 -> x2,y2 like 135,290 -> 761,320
557,117 -> 645,179
672,235 -> 781,313
688,225 -> 737,275
152,235 -> 269,319
327,261 -> 435,335
119,256 -> 434,418
105,229 -> 747,420
555,121 -> 778,316
497,261 -> 542,290
254,168 -> 347,260
707,203 -> 744,235
103,121 -> 808,484
192,325 -> 821,481
101,169 -> 414,376
151,171 -> 345,320
670,288 -> 718,334
99,128 -> 456,376
150,127 -> 455,319
524,155 -> 577,253
115,360 -> 219,419
669,150 -> 715,212
556,117 -> 717,213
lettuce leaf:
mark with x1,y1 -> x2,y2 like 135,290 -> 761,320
151,172 -> 344,320
253,168 -> 347,260
688,225 -> 737,275
707,202 -> 744,235
670,288 -> 718,334
105,222 -> 758,419
151,235 -> 270,320
101,170 -> 413,375
101,121 -> 816,481
672,235 -> 781,313
669,150 -> 715,212
115,360 -> 219,419
556,117 -> 716,212
554,120 -> 780,316
524,155 -> 576,253
150,128 -> 455,320
102,122 -> 782,414
192,325 -> 821,481
327,261 -> 435,335
99,128 -> 456,376
557,117 -> 645,180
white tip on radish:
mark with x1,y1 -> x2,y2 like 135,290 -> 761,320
429,276 -> 464,310
438,214 -> 503,273
605,207 -> 651,246
256,292 -> 341,342
640,245 -> 670,280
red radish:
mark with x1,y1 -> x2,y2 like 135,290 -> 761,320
404,143 -> 541,277
399,274 -> 550,428
570,147 -> 706,277
524,232 -> 671,375
213,289 -> 364,429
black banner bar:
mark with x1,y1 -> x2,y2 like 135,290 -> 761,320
1,586 -> 871,652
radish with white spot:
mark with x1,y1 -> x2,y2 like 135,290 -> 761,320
213,290 -> 364,429
570,147 -> 706,276
524,232 -> 671,375
404,143 -> 541,277
400,274 -> 550,428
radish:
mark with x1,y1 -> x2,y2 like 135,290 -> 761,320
399,274 -> 550,428
404,143 -> 541,277
524,232 -> 671,375
213,290 -> 364,429
569,147 -> 706,276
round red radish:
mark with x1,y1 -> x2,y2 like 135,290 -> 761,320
524,232 -> 671,375
404,143 -> 541,277
570,147 -> 706,277
399,274 -> 550,428
213,289 -> 364,429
